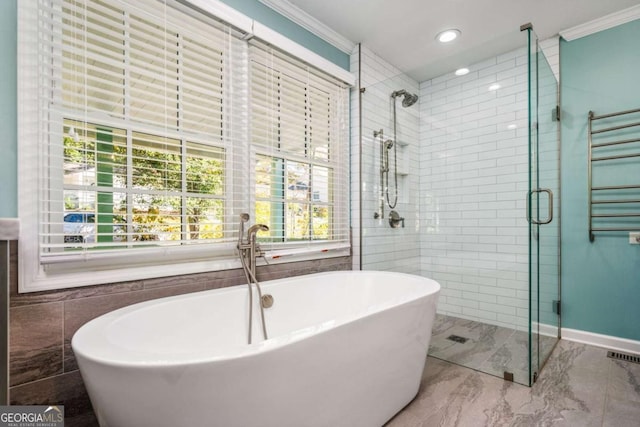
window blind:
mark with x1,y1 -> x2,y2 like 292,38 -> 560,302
249,41 -> 350,249
34,0 -> 250,268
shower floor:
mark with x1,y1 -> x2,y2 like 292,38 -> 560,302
428,314 -> 558,385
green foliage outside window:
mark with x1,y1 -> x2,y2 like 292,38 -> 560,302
63,128 -> 225,244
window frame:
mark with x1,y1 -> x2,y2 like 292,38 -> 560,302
59,118 -> 228,248
248,41 -> 350,250
17,0 -> 351,293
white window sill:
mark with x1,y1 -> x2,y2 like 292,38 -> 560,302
19,242 -> 350,293
0,219 -> 19,240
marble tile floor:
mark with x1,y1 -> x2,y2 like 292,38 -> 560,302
386,339 -> 640,427
429,314 -> 558,385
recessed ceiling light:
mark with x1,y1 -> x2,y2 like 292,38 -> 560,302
488,83 -> 501,91
455,68 -> 470,76
436,29 -> 461,43
507,124 -> 517,130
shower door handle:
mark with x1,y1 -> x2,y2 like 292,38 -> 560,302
527,189 -> 553,225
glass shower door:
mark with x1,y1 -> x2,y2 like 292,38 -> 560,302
527,28 -> 561,385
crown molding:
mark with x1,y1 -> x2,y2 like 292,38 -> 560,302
560,4 -> 640,41
259,0 -> 356,54
180,0 -> 354,84
252,21 -> 355,85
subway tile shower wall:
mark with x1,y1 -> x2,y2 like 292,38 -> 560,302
350,45 -> 421,274
420,48 -> 529,331
352,38 -> 558,328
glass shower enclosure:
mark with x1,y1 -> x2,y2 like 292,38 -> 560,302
527,26 -> 561,384
356,26 -> 560,386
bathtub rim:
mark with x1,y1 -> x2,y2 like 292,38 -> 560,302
72,270 -> 440,368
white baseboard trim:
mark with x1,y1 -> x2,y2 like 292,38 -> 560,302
533,322 -> 558,338
437,314 -> 640,355
562,327 -> 640,355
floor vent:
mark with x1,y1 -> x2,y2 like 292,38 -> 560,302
447,335 -> 469,344
607,351 -> 640,365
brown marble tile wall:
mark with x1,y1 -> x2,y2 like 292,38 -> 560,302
7,241 -> 351,425
10,371 -> 97,427
9,302 -> 63,386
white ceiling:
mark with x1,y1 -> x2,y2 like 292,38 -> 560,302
283,0 -> 640,82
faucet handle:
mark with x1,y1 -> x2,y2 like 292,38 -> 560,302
388,210 -> 405,228
259,251 -> 270,265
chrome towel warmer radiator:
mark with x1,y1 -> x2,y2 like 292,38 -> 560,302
588,107 -> 640,242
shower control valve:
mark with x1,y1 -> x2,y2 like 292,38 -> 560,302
388,210 -> 404,228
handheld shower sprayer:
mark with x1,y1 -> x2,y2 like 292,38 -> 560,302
238,213 -> 250,246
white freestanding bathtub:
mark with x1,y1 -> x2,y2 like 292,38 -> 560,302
72,270 -> 440,427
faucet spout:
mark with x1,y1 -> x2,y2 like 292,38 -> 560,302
247,224 -> 269,240
247,224 -> 269,274
239,222 -> 269,275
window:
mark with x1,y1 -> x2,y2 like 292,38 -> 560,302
61,121 -> 225,246
55,0 -> 229,250
250,42 -> 349,246
18,0 -> 350,292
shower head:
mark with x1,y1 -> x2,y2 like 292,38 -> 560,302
402,93 -> 419,107
391,89 -> 419,107
239,213 -> 250,222
385,139 -> 394,149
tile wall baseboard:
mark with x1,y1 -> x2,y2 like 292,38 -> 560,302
562,327 -> 640,355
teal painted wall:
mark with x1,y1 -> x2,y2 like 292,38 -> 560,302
0,0 -> 349,220
0,0 -> 17,218
560,19 -> 640,340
